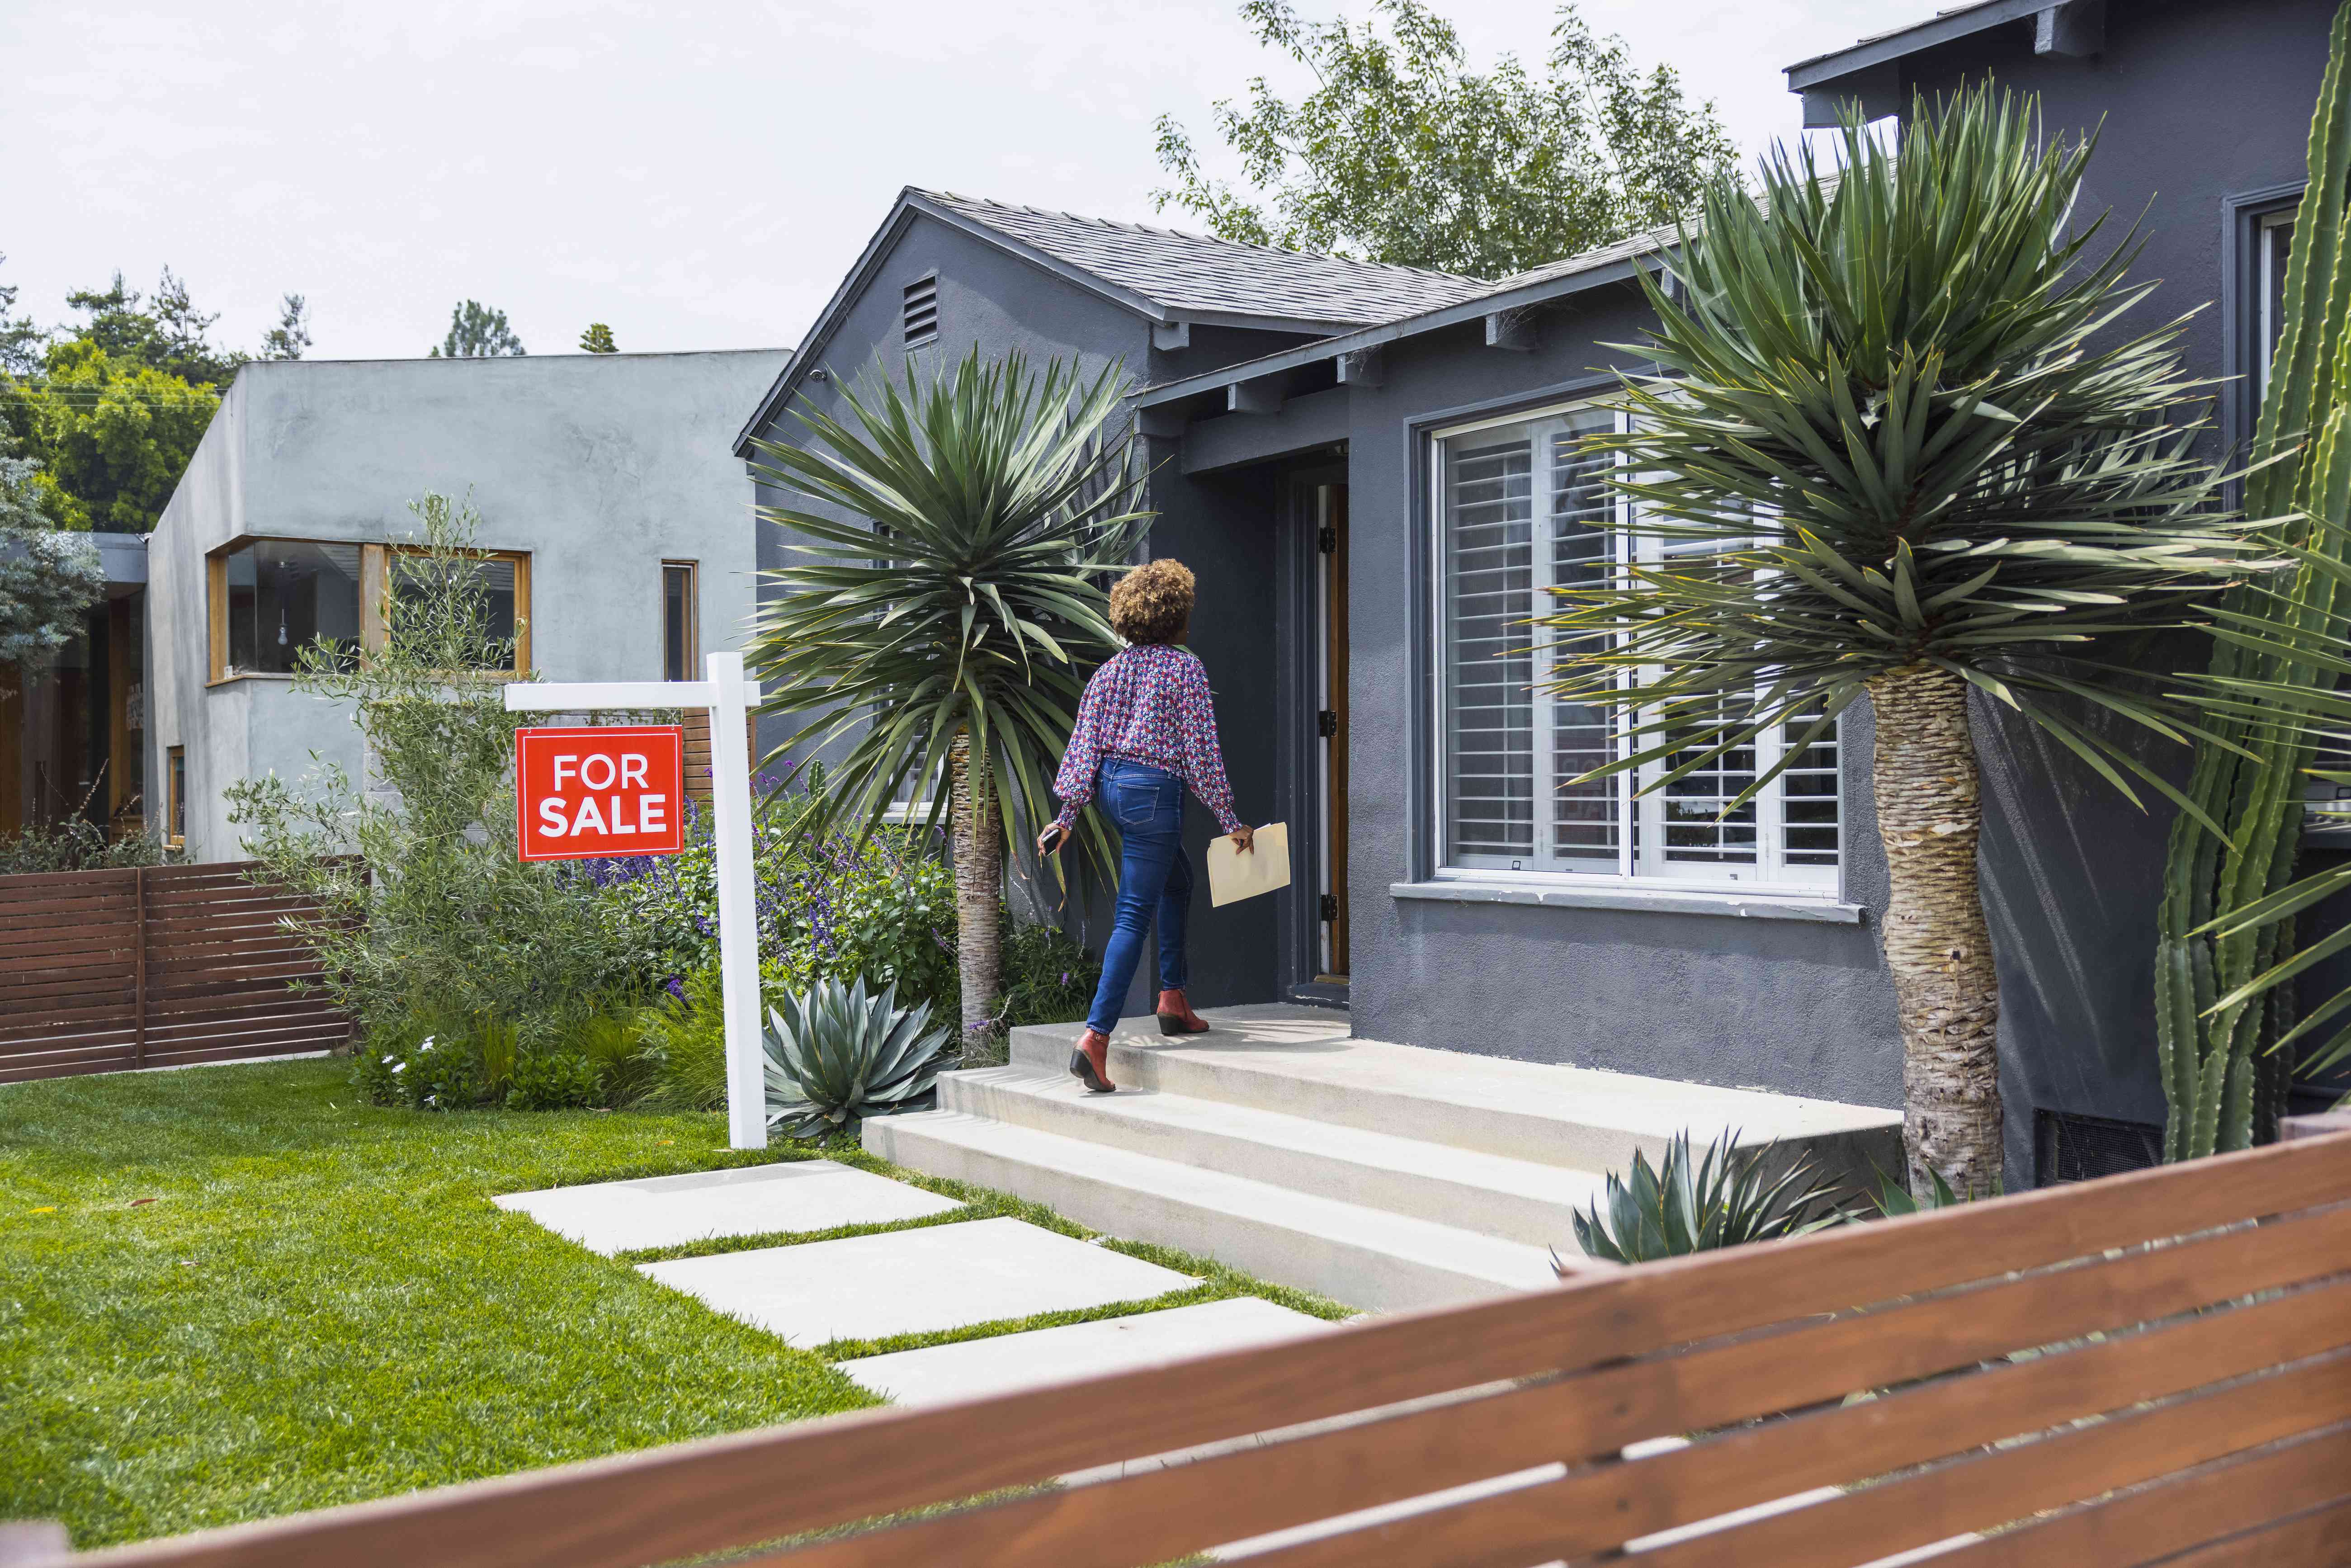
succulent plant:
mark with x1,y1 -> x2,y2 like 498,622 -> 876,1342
762,975 -> 948,1139
1564,1128 -> 1837,1266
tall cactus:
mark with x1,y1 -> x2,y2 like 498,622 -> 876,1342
2155,0 -> 2351,1158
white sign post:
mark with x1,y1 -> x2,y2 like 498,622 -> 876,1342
506,650 -> 769,1149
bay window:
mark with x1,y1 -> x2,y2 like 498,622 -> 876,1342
1433,401 -> 1839,890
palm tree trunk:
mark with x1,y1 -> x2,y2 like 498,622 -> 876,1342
949,731 -> 1002,1039
1867,663 -> 2004,1196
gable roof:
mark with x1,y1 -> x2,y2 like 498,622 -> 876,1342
917,190 -> 1490,330
732,186 -> 1487,455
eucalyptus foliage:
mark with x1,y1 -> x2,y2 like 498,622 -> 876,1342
2156,1 -> 2351,1152
227,493 -> 661,1036
1565,1129 -> 1835,1265
762,975 -> 949,1139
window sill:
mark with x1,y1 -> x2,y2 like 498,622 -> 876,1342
207,672 -> 299,688
1389,878 -> 1864,925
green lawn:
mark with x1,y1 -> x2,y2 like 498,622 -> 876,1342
0,1059 -> 1350,1551
0,1060 -> 869,1549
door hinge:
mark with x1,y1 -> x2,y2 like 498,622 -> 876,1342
1317,525 -> 1336,555
1317,709 -> 1339,738
1319,893 -> 1340,923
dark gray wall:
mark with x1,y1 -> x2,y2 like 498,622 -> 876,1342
1150,0 -> 2333,1184
742,209 -> 1310,1021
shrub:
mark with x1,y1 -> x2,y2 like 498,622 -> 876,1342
762,976 -> 949,1139
996,918 -> 1100,1027
0,817 -> 168,875
354,1021 -> 489,1112
551,1001 -> 659,1107
506,1052 -> 602,1111
227,494 -> 663,1043
1564,1129 -> 1836,1265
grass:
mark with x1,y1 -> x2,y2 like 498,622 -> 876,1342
0,1059 -> 870,1549
0,1060 -> 1352,1552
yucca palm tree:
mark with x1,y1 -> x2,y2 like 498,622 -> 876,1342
1539,87 -> 2264,1195
745,349 -> 1152,1039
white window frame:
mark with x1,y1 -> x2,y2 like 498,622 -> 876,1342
1427,397 -> 1840,894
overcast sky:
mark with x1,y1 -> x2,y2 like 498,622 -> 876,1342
1,0 -> 1928,364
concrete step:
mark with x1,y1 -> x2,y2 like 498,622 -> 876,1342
862,1109 -> 1563,1313
940,1066 -> 1608,1248
1014,1005 -> 1902,1179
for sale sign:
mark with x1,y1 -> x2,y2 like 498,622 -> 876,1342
515,725 -> 685,861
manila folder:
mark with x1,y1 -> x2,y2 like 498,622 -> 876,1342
1207,822 -> 1291,908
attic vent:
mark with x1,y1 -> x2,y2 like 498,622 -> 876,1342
902,276 -> 939,349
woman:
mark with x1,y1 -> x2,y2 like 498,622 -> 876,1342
1037,558 -> 1254,1094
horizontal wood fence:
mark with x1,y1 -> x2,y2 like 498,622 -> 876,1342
58,1129 -> 2351,1568
0,862 -> 351,1083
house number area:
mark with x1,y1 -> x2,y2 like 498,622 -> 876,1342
514,724 -> 686,860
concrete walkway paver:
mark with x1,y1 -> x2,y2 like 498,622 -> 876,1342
495,1160 -> 959,1255
637,1216 -> 1197,1345
841,1295 -> 1331,1406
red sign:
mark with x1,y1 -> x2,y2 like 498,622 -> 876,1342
515,725 -> 685,861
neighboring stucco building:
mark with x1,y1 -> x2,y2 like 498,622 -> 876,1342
149,348 -> 788,861
739,0 -> 2329,1186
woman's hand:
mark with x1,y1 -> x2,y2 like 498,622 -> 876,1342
1228,824 -> 1256,854
1036,824 -> 1067,858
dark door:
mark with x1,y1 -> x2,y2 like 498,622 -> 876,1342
1318,485 -> 1350,982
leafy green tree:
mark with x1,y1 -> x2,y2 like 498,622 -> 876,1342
0,440 -> 102,667
431,301 -> 525,358
579,322 -> 618,354
57,269 -> 243,386
0,254 -> 42,377
6,341 -> 219,531
260,293 -> 312,360
746,349 -> 1151,1036
1538,90 -> 2253,1195
1153,0 -> 1737,279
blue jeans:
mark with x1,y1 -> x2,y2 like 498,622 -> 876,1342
1085,759 -> 1192,1033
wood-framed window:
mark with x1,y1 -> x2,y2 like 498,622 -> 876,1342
166,746 -> 186,850
359,544 -> 532,674
662,560 -> 699,681
206,538 -> 364,682
1428,398 -> 1840,891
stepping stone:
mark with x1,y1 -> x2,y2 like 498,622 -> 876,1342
496,1160 -> 959,1255
637,1217 -> 1196,1346
841,1296 -> 1333,1407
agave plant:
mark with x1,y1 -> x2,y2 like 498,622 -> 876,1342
762,975 -> 949,1139
1563,1129 -> 1836,1265
1540,87 -> 2261,1195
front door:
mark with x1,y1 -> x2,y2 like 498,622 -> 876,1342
1316,484 -> 1350,983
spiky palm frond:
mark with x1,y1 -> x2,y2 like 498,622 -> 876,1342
744,348 -> 1153,882
762,974 -> 948,1139
1538,85 -> 2267,822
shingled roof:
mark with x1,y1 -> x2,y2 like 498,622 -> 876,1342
916,190 -> 1491,329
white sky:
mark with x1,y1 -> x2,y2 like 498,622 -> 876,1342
0,0 -> 1930,364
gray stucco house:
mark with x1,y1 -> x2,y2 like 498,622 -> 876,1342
739,0 -> 2331,1185
150,348 -> 788,861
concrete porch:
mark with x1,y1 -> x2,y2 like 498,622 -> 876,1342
862,1005 -> 1905,1312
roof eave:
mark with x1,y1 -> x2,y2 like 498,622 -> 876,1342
1784,0 -> 2063,92
1129,251 -> 1658,410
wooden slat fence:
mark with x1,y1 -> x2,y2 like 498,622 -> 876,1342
56,1129 -> 2351,1568
0,861 -> 351,1082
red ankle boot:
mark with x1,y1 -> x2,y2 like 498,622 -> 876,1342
1069,1028 -> 1116,1093
1156,990 -> 1212,1035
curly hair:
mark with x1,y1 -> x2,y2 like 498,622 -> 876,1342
1108,557 -> 1194,645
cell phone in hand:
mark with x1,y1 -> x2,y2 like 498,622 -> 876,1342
1039,825 -> 1068,855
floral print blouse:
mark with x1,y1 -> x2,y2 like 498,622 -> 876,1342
1051,643 -> 1243,836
